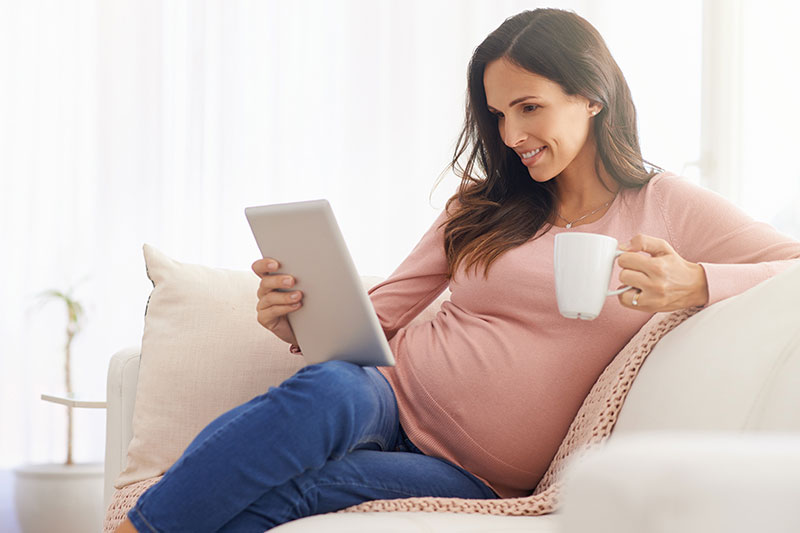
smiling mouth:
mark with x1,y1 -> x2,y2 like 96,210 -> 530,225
521,146 -> 546,159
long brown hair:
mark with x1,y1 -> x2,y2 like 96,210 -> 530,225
438,8 -> 661,279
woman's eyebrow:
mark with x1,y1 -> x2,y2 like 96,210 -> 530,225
487,95 -> 542,111
509,95 -> 542,106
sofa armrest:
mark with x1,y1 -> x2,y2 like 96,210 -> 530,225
560,432 -> 800,532
103,347 -> 141,512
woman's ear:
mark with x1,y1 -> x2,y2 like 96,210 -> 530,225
588,102 -> 602,116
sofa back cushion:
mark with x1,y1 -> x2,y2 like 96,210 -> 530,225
116,244 -> 446,489
614,262 -> 800,433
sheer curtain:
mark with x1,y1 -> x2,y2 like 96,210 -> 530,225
700,0 -> 800,239
0,0 -> 702,467
738,1 -> 800,237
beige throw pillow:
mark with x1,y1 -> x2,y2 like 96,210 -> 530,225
117,245 -> 309,487
116,244 -> 446,489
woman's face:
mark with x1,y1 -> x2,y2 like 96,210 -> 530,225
483,58 -> 601,183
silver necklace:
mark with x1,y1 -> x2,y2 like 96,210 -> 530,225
556,196 -> 615,229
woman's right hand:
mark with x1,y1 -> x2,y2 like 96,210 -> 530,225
252,258 -> 303,347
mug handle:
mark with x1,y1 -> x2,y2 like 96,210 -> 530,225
607,249 -> 633,296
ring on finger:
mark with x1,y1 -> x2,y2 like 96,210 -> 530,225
631,289 -> 642,307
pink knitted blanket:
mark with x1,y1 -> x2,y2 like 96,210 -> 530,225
103,308 -> 697,530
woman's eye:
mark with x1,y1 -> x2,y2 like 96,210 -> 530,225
492,111 -> 504,119
523,104 -> 539,112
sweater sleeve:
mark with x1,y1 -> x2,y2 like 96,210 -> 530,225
367,206 -> 452,341
652,174 -> 800,305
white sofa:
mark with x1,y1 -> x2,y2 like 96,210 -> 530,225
104,261 -> 800,532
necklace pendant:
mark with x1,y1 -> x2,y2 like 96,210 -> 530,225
565,223 -> 572,229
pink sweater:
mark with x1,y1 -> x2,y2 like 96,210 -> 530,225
368,172 -> 800,498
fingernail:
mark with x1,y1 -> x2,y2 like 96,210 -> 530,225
282,277 -> 293,287
267,261 -> 277,269
619,243 -> 630,251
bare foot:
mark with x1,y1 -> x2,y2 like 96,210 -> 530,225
113,518 -> 139,533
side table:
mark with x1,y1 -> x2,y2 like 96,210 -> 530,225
41,392 -> 107,409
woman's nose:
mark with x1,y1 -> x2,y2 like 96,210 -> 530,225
502,117 -> 526,148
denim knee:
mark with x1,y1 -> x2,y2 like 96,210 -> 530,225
283,361 -> 398,453
289,360 -> 371,406
295,359 -> 363,381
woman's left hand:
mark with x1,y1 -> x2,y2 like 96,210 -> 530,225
616,234 -> 709,312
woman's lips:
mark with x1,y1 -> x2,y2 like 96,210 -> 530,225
521,146 -> 546,167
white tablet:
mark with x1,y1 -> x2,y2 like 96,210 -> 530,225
245,200 -> 395,367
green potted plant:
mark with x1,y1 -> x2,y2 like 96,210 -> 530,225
13,287 -> 105,533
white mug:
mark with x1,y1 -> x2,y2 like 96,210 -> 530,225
553,232 -> 632,320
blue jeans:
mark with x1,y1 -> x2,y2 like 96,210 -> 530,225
129,360 -> 497,532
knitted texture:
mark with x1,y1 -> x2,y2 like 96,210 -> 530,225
103,308 -> 697,531
104,476 -> 162,532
